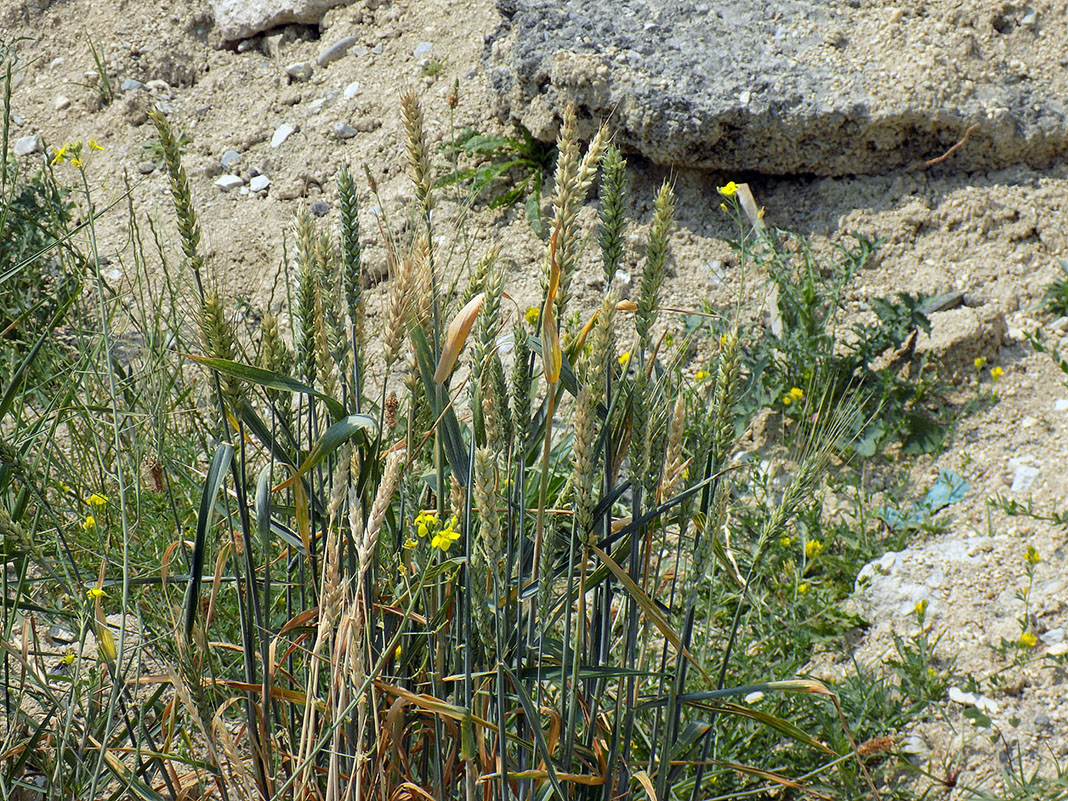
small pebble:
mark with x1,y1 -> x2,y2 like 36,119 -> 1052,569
270,122 -> 297,148
54,95 -> 71,111
1055,399 -> 1068,412
120,78 -> 143,92
413,41 -> 433,58
49,56 -> 64,69
1011,465 -> 1040,493
343,80 -> 361,99
49,626 -> 76,644
137,160 -> 156,174
307,98 -> 326,115
220,149 -> 242,170
13,135 -> 40,156
249,175 -> 270,192
334,122 -> 357,139
311,200 -> 330,217
317,36 -> 358,67
1052,316 -> 1068,332
215,174 -> 245,192
1035,713 -> 1052,727
285,61 -> 314,82
144,79 -> 170,94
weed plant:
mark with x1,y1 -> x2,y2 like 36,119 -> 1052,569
0,85 -> 980,801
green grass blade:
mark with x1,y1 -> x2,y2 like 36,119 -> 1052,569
186,355 -> 347,420
184,443 -> 233,641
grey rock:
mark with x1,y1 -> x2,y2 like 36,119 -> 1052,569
211,0 -> 354,41
221,149 -> 242,170
13,135 -> 40,156
413,41 -> 433,58
49,625 -> 77,644
121,78 -> 143,92
1035,713 -> 1052,728
285,61 -> 314,82
318,35 -> 358,67
485,0 -> 1068,175
1052,316 -> 1068,332
311,200 -> 330,216
249,175 -> 271,192
271,122 -> 298,148
334,122 -> 357,139
137,160 -> 156,174
215,174 -> 245,192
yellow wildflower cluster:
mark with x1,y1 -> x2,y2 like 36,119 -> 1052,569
618,351 -> 631,367
524,306 -> 540,326
87,492 -> 108,509
695,369 -> 710,381
782,387 -> 804,406
81,515 -> 95,531
804,539 -> 823,559
718,181 -> 738,197
412,511 -> 461,553
51,138 -> 103,169
1018,631 -> 1038,649
1025,545 -> 1042,566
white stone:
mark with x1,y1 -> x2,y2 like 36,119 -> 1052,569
270,122 -> 297,148
1011,465 -> 1040,493
54,95 -> 71,111
614,269 -> 631,285
285,61 -> 314,81
121,78 -> 143,92
215,174 -> 245,192
210,0 -> 352,41
1055,399 -> 1068,412
343,80 -> 360,99
249,175 -> 270,192
413,41 -> 433,58
13,135 -> 40,156
743,691 -> 764,704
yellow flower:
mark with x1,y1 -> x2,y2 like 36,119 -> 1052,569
89,138 -> 104,150
789,387 -> 804,401
414,510 -> 437,538
394,644 -> 403,659
782,395 -> 793,406
403,537 -> 418,549
51,143 -> 69,165
70,156 -> 83,169
1025,545 -> 1042,566
914,599 -> 929,617
718,181 -> 738,197
87,493 -> 108,509
524,306 -> 539,326
664,332 -> 675,347
60,651 -> 77,666
974,356 -> 987,370
618,351 -> 631,367
991,366 -> 1004,380
695,370 -> 710,381
779,536 -> 791,548
804,539 -> 823,559
719,202 -> 728,212
758,206 -> 766,219
87,586 -> 107,599
1019,631 -> 1037,649
798,582 -> 809,595
431,518 -> 461,552
719,333 -> 728,346
81,515 -> 96,531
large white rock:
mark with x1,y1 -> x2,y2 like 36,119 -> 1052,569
211,0 -> 353,42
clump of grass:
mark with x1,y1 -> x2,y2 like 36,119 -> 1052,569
2,74 -> 956,801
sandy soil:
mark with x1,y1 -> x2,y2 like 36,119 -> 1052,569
3,0 -> 1067,796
